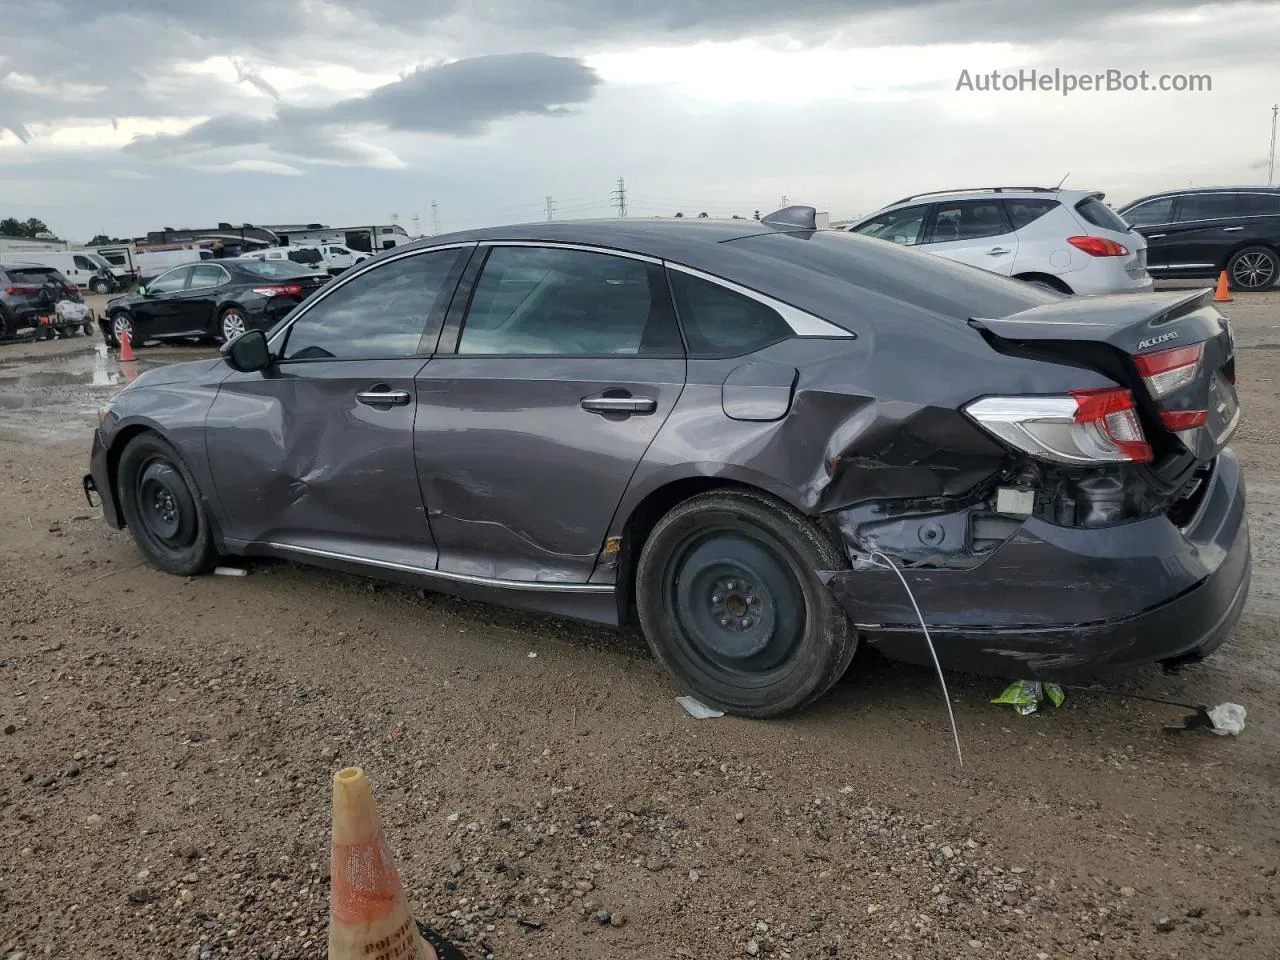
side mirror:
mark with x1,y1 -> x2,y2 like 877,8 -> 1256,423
221,328 -> 271,372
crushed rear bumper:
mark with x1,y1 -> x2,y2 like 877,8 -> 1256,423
825,448 -> 1250,680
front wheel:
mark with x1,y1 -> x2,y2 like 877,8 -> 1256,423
219,307 -> 248,343
111,312 -> 140,349
1227,246 -> 1279,291
116,433 -> 218,576
635,490 -> 857,718
91,279 -> 110,294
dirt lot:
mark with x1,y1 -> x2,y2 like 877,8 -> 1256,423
2,288 -> 1280,960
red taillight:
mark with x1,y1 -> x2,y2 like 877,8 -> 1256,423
1069,387 -> 1152,462
4,285 -> 40,295
251,284 -> 303,296
1067,235 -> 1130,257
1132,342 -> 1202,398
66,284 -> 79,293
1160,409 -> 1208,430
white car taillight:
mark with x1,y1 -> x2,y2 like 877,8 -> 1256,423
1132,342 -> 1202,398
965,387 -> 1152,464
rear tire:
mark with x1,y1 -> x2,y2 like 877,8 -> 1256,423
1227,246 -> 1279,291
116,432 -> 218,576
635,489 -> 857,718
219,307 -> 248,343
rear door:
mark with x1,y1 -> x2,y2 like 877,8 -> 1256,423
1160,193 -> 1242,275
176,263 -> 230,335
414,243 -> 686,582
205,246 -> 469,566
920,199 -> 1019,275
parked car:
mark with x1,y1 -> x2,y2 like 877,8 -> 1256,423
84,208 -> 1248,717
313,243 -> 368,274
238,246 -> 329,277
134,247 -> 213,286
101,258 -> 329,348
1116,186 -> 1280,291
9,249 -> 120,294
0,261 -> 93,340
845,187 -> 1153,295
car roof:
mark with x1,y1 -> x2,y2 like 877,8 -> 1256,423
392,216 -> 804,261
1119,185 -> 1280,208
850,188 -> 1101,225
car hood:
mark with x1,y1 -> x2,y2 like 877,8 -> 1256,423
107,292 -> 143,309
119,358 -> 225,391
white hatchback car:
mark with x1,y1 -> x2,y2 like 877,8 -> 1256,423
844,187 -> 1153,295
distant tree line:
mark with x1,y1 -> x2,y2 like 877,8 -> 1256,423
0,216 -> 53,238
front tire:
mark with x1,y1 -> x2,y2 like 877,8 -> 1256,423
1227,246 -> 1279,291
635,489 -> 857,718
91,279 -> 110,294
116,433 -> 218,576
111,312 -> 141,349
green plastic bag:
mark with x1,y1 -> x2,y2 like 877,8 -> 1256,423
992,680 -> 1065,715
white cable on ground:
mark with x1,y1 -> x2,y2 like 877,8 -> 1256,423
866,550 -> 964,768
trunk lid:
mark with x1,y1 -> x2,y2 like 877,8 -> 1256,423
969,288 -> 1239,466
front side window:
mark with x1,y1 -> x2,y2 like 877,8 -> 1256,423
1177,193 -> 1240,221
927,200 -> 1010,243
73,255 -> 94,270
147,267 -> 191,294
1123,197 -> 1174,226
457,246 -> 677,356
282,249 -> 463,361
851,204 -> 929,246
189,265 -> 227,290
667,271 -> 793,357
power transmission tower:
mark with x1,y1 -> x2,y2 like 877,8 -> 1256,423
611,177 -> 627,218
545,195 -> 555,221
430,201 -> 440,235
1270,104 -> 1278,187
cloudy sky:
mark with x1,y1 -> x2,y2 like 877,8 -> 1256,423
1,0 -> 1277,241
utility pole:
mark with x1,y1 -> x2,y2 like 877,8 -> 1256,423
545,195 -> 555,221
611,177 -> 627,218
1270,104 -> 1278,186
430,201 -> 440,235
780,195 -> 789,207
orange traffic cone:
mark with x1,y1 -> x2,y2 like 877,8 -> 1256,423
118,329 -> 135,362
1214,270 -> 1232,303
328,767 -> 460,960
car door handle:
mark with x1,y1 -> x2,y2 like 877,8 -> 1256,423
1223,226 -> 1244,232
356,387 -> 411,407
987,247 -> 1012,255
580,394 -> 657,414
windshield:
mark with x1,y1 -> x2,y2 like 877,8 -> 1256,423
1075,198 -> 1133,234
238,259 -> 315,279
87,253 -> 113,270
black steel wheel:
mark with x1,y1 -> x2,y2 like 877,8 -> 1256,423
635,489 -> 856,717
116,433 -> 218,576
1227,246 -> 1279,291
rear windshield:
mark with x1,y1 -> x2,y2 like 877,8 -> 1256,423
238,259 -> 314,279
1074,198 -> 1132,233
2,266 -> 62,286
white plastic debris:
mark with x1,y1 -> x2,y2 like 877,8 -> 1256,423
1208,703 -> 1246,736
527,651 -> 538,659
676,696 -> 724,719
213,566 -> 247,577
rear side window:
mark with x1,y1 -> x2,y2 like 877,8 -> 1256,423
1004,198 -> 1060,230
668,270 -> 793,357
1073,198 -> 1131,233
926,200 -> 1010,243
851,204 -> 929,246
1122,197 -> 1174,226
1177,194 -> 1241,221
1237,193 -> 1280,215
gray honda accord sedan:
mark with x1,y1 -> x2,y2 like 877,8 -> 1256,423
85,206 -> 1249,717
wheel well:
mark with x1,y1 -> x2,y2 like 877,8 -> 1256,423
1013,272 -> 1073,294
614,477 -> 777,625
1224,242 -> 1279,268
106,425 -> 157,522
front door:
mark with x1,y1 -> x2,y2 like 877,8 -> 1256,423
920,198 -> 1020,275
204,247 -> 469,567
414,244 -> 687,582
131,265 -> 195,340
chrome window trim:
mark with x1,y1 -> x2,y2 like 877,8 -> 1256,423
481,240 -> 661,264
664,262 -> 855,339
267,241 -> 478,350
266,542 -> 614,593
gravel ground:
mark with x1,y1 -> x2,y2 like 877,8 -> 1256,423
2,288 -> 1280,960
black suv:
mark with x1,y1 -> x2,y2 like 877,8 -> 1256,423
1117,187 -> 1280,291
0,262 -> 92,340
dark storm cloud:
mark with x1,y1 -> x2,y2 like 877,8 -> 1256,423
124,54 -> 601,162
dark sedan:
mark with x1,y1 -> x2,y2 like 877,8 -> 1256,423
102,258 -> 329,348
84,207 -> 1249,717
